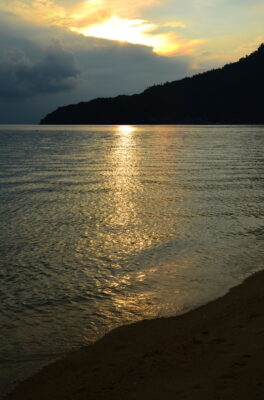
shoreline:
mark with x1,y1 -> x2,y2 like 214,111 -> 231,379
4,269 -> 264,400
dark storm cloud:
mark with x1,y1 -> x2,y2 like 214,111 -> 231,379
0,12 -> 197,123
0,41 -> 80,99
72,37 -> 193,99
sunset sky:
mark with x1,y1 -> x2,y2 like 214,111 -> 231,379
0,0 -> 263,123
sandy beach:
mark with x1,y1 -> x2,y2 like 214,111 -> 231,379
4,269 -> 264,400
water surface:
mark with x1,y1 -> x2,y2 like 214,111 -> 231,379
0,125 -> 263,395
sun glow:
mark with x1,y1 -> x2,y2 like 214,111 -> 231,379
118,125 -> 135,135
70,15 -> 202,55
71,16 -> 155,46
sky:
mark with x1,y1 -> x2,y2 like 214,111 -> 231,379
0,0 -> 263,123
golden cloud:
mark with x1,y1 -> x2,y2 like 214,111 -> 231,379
1,0 -> 203,56
70,16 -> 203,56
1,0 -> 66,24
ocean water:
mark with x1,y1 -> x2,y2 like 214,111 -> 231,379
0,125 -> 263,395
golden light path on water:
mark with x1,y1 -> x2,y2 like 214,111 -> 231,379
74,125 -> 194,333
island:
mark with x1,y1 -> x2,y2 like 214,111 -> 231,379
40,44 -> 264,125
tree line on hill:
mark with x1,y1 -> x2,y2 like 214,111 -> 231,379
40,44 -> 264,125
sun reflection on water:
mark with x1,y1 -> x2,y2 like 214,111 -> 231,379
74,125 -> 191,336
75,125 -> 189,268
117,125 -> 135,135
104,124 -> 145,253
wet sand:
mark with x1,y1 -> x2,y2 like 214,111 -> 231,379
4,270 -> 264,400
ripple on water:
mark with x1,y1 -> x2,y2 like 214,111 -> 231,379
0,124 -> 263,396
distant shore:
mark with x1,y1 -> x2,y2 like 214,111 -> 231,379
5,269 -> 264,400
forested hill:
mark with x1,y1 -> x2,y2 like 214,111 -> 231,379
40,44 -> 264,125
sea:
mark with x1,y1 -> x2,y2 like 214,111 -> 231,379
0,125 -> 263,396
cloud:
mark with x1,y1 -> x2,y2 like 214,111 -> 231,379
0,41 -> 80,99
0,1 -> 65,24
0,0 -> 161,25
62,1 -> 200,56
0,27 -> 194,123
0,1 -> 202,56
0,5 -> 198,123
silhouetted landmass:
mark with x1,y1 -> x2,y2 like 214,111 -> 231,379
40,44 -> 264,125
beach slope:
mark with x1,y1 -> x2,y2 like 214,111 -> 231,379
4,270 -> 264,400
